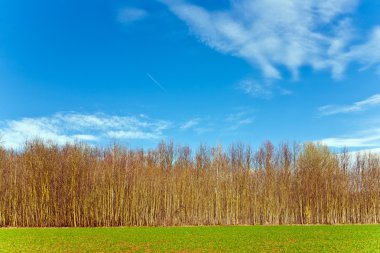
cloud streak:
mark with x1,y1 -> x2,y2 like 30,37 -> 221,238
146,73 -> 167,92
162,0 -> 380,80
0,113 -> 171,149
318,94 -> 380,116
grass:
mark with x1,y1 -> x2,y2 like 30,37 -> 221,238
0,225 -> 380,252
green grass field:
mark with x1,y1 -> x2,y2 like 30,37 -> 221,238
1,225 -> 380,252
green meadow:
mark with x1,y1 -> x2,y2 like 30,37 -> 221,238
1,225 -> 380,252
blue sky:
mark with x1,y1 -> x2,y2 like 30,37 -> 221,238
1,0 -> 380,151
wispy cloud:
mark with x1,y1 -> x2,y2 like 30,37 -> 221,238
225,109 -> 255,131
179,118 -> 214,134
146,73 -> 167,92
0,112 -> 171,149
318,94 -> 380,116
318,128 -> 380,148
238,79 -> 272,98
346,28 -> 380,71
162,0 -> 380,80
180,118 -> 200,130
237,78 -> 292,98
117,7 -> 147,25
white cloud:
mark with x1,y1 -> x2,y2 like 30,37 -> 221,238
320,137 -> 375,148
0,118 -> 75,149
162,0 -> 380,79
0,113 -> 171,149
354,148 -> 380,154
72,134 -> 98,141
344,148 -> 380,158
319,94 -> 380,116
318,128 -> 380,148
117,7 -> 147,25
107,131 -> 160,140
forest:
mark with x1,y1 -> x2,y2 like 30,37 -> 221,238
0,140 -> 379,227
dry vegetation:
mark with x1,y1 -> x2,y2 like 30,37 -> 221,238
0,140 -> 379,227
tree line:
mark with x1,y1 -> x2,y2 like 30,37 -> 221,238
0,140 -> 379,227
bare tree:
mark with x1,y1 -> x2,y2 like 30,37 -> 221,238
0,140 -> 379,227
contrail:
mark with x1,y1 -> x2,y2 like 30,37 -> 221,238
146,73 -> 167,92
